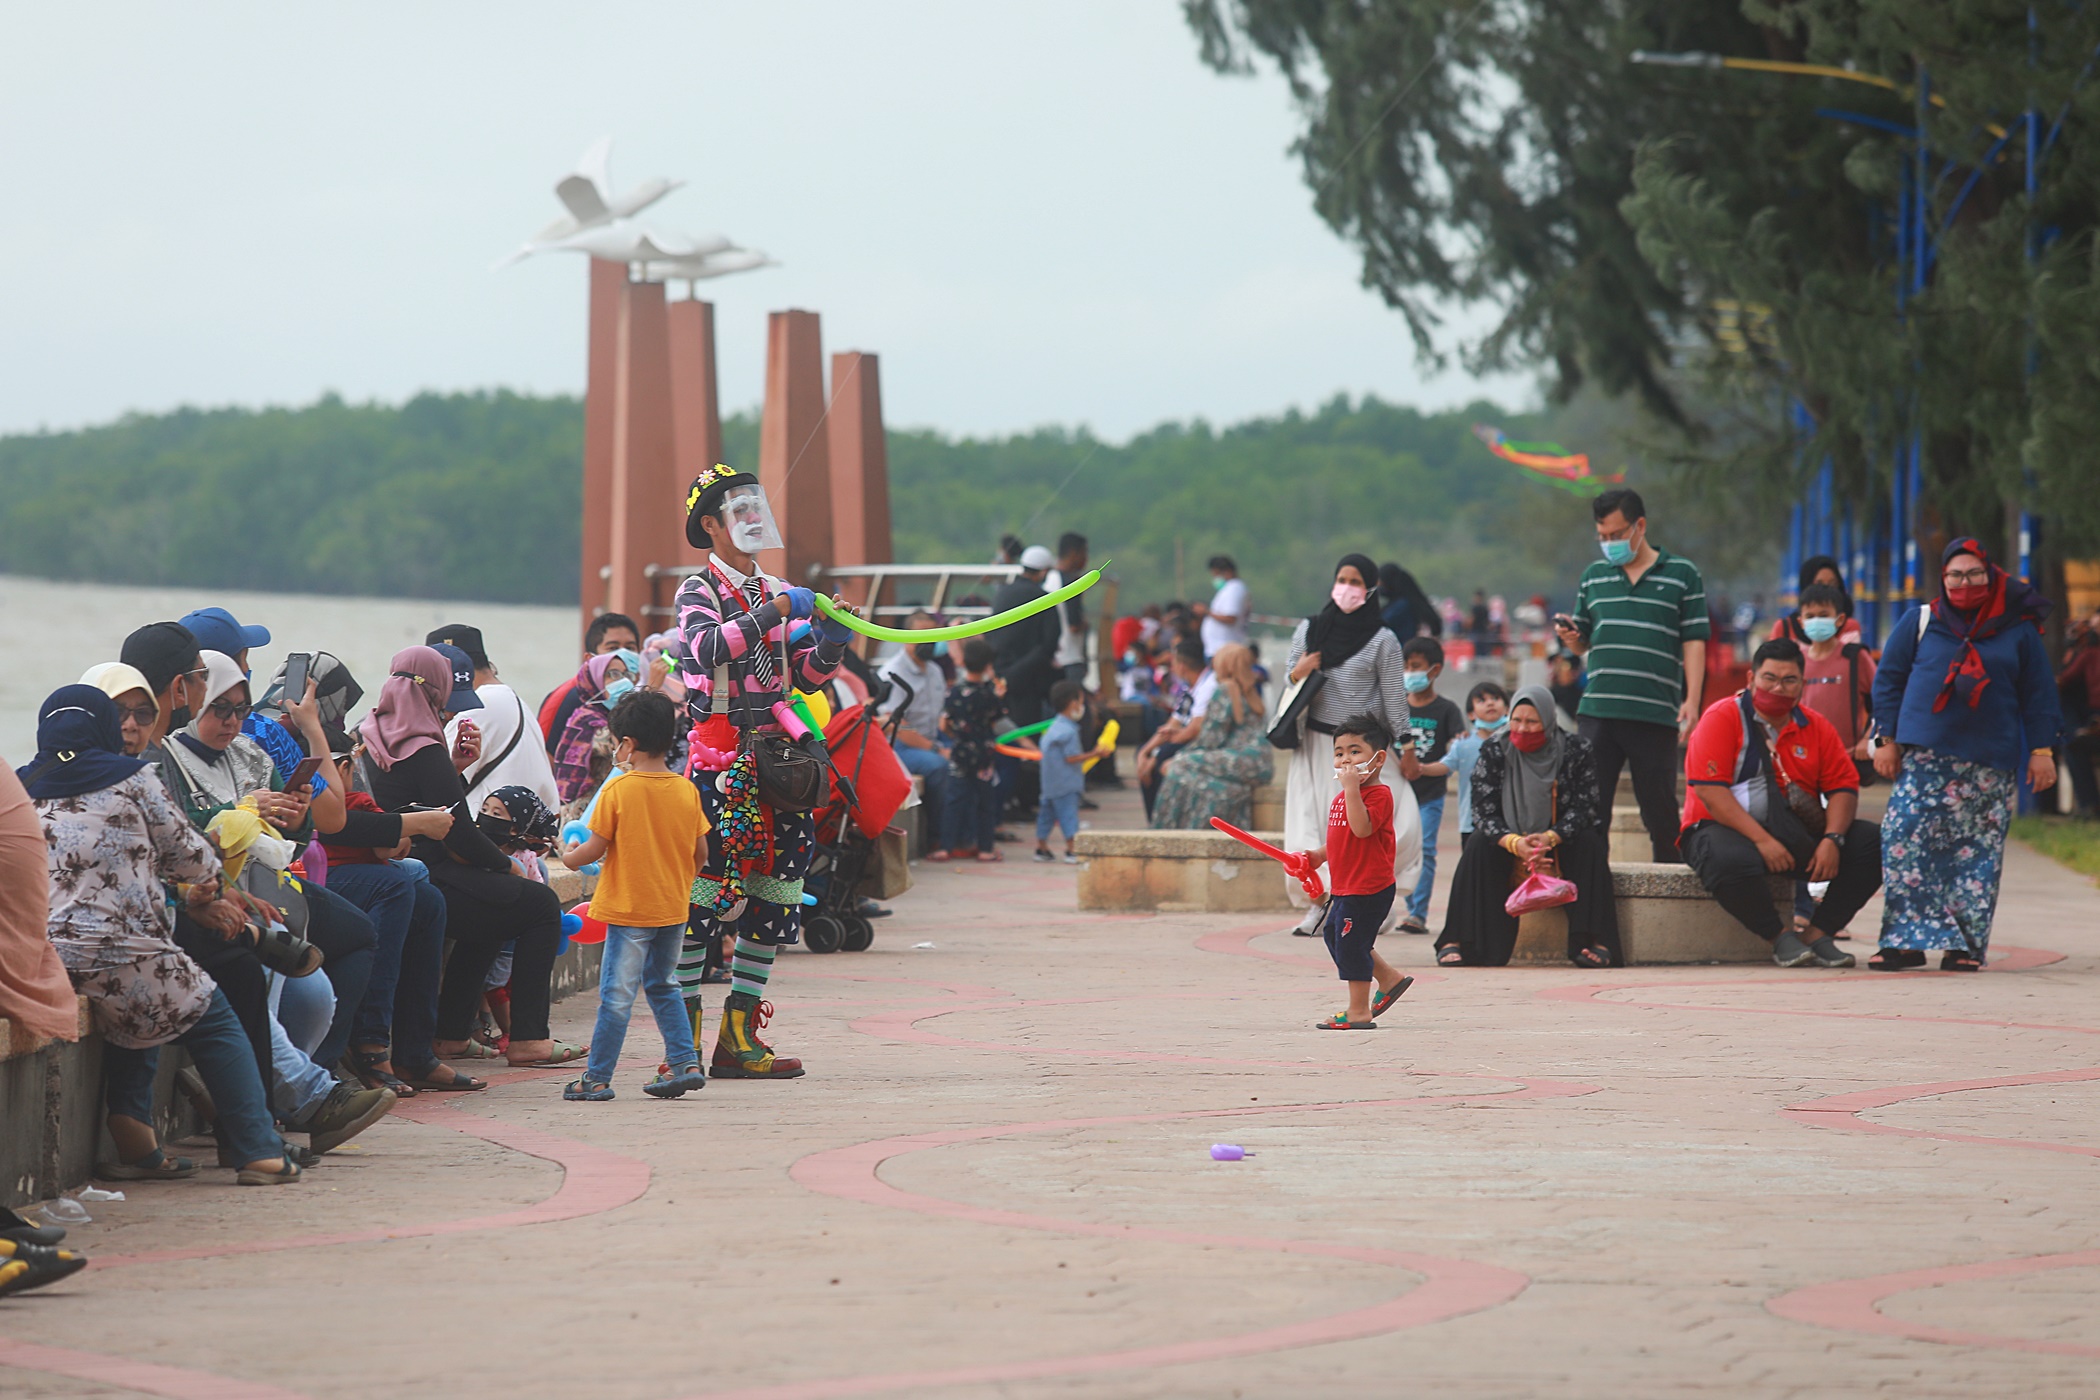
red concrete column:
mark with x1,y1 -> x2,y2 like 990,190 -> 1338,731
606,279 -> 681,627
579,258 -> 627,641
665,297 -> 722,571
827,350 -> 892,592
757,309 -> 833,588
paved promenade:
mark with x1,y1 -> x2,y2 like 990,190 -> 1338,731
5,784 -> 2099,1398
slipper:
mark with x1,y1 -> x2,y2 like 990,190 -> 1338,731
1371,976 -> 1415,1017
401,1066 -> 487,1093
1314,1013 -> 1378,1030
562,1079 -> 615,1102
516,1040 -> 589,1068
452,1038 -> 506,1059
94,1148 -> 198,1181
1436,945 -> 1465,966
236,1158 -> 303,1186
1940,949 -> 1983,972
1869,948 -> 1927,971
1572,945 -> 1612,969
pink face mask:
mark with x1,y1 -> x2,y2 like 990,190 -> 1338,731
1331,581 -> 1368,613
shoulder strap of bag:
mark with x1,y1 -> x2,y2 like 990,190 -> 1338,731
1919,601 -> 1932,642
464,692 -> 527,792
1842,641 -> 1864,742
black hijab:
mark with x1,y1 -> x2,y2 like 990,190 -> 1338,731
1306,554 -> 1384,672
16,686 -> 150,800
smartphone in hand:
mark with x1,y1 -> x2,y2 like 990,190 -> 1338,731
282,652 -> 312,704
285,755 -> 324,792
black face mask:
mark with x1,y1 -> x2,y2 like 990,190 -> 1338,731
913,642 -> 937,661
476,814 -> 516,847
167,705 -> 193,731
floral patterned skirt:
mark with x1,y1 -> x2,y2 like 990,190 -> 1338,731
1878,746 -> 2015,957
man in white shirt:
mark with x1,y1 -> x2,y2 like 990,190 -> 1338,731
1202,555 -> 1250,657
878,612 -> 961,854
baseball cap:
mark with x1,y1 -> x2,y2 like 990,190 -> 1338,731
425,623 -> 489,671
428,643 -> 485,712
1019,545 -> 1056,571
120,622 -> 201,696
178,607 -> 271,660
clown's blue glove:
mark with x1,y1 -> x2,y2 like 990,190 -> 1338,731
816,608 -> 855,644
780,587 -> 818,621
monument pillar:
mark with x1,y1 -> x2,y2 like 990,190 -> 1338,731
665,297 -> 723,571
606,279 -> 681,626
580,258 -> 627,639
826,350 -> 892,611
758,310 -> 833,588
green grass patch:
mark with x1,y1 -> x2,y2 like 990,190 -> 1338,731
2011,815 -> 2100,882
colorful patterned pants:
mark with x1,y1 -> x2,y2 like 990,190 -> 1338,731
1878,746 -> 2015,957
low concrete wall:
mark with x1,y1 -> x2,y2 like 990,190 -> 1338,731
3,870 -> 608,1209
1612,862 -> 1789,964
1075,829 -> 1293,914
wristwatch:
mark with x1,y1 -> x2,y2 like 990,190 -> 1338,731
1819,831 -> 1846,850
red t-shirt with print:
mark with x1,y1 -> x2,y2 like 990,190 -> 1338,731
1326,780 -> 1396,896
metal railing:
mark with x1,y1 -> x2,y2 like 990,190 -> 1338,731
637,560 -> 1026,623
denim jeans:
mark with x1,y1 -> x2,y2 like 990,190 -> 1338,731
584,923 -> 698,1085
300,881 -> 377,1069
954,773 -> 1000,852
266,973 -> 338,1120
1406,795 -> 1445,923
897,743 -> 956,848
104,990 -> 284,1167
327,861 -> 445,1066
1036,791 -> 1081,843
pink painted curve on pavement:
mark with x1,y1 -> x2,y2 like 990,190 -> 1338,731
684,1098 -> 1532,1400
0,1338 -> 317,1400
1767,1247 -> 2100,1359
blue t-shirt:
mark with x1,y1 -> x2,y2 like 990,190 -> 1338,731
1446,733 -> 1485,833
244,712 -> 329,795
1038,713 -> 1087,800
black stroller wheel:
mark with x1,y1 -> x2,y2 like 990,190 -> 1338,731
804,914 -> 845,954
841,914 -> 875,952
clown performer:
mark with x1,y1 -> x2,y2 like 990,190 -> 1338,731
673,463 -> 859,1079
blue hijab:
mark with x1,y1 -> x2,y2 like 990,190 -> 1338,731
16,685 -> 150,800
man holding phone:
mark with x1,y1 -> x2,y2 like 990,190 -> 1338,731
1551,489 -> 1709,864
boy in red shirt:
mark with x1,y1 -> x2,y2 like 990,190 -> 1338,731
1303,713 -> 1414,1029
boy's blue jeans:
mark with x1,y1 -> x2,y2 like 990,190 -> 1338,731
584,922 -> 699,1085
956,772 -> 1000,852
1037,791 -> 1081,844
1406,795 -> 1445,923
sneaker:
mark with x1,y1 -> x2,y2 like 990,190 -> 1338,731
1033,848 -> 1055,863
1807,936 -> 1856,968
288,1082 -> 396,1154
1772,930 -> 1816,968
1059,852 -> 1080,865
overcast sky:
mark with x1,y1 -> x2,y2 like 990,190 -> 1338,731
0,3 -> 1528,442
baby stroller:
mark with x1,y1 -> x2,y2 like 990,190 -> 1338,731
802,676 -> 915,955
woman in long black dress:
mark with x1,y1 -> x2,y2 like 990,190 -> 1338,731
1435,685 -> 1618,968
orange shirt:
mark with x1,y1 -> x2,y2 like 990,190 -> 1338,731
587,771 -> 710,928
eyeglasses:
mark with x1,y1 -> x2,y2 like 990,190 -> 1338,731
204,700 -> 253,722
1755,673 -> 1805,691
1943,568 -> 1990,586
115,705 -> 158,726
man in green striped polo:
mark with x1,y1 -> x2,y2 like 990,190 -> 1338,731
1552,488 -> 1708,863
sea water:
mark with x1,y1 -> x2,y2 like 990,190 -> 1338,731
1,574 -> 581,763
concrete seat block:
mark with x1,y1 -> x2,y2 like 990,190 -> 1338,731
1075,828 -> 1293,913
1608,804 -> 1653,865
1509,907 -> 1569,965
1610,861 -> 1790,964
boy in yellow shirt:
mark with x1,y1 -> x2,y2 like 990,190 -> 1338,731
560,691 -> 711,1100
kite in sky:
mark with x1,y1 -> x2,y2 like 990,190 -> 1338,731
1471,424 -> 1625,496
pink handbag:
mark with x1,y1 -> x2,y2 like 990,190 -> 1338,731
1505,863 -> 1577,917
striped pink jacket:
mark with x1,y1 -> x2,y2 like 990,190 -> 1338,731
674,565 -> 844,733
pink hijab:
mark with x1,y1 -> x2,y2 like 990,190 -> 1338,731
572,652 -> 621,703
359,646 -> 451,770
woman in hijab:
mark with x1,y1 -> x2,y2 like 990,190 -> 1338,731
22,687 -> 297,1183
552,649 -> 638,805
361,646 -> 580,1068
1150,643 -> 1273,830
1377,562 -> 1442,645
1435,685 -> 1617,967
79,662 -> 161,757
1279,555 -> 1423,933
260,651 -> 364,732
1868,537 -> 2060,970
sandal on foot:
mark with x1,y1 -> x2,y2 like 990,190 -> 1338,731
1371,976 -> 1415,1017
562,1079 -> 614,1101
644,1065 -> 706,1098
1940,949 -> 1983,972
342,1048 -> 417,1098
451,1038 -> 506,1060
94,1148 -> 197,1181
1436,945 -> 1465,966
516,1040 -> 589,1068
1397,915 -> 1430,936
1572,945 -> 1613,969
400,1063 -> 487,1092
237,1158 -> 303,1186
1314,1013 -> 1378,1030
1869,948 -> 1927,971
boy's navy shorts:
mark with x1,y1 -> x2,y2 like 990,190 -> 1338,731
1324,886 -> 1396,982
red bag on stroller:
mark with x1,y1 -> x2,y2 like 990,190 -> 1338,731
820,705 -> 912,840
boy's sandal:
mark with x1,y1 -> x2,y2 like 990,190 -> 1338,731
643,1065 -> 707,1099
1435,945 -> 1465,966
1370,976 -> 1415,1017
1868,948 -> 1927,971
562,1079 -> 615,1102
1314,1013 -> 1378,1030
342,1048 -> 417,1098
94,1148 -> 198,1180
1940,949 -> 1984,972
517,1040 -> 590,1068
1572,945 -> 1613,969
401,1063 -> 487,1093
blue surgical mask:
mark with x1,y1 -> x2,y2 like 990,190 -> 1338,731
1600,538 -> 1636,566
1402,671 -> 1432,694
603,677 -> 635,706
1801,616 -> 1840,644
1472,715 -> 1507,733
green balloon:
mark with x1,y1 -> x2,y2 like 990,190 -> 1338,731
813,564 -> 1107,645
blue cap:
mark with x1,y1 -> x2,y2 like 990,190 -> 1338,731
428,643 -> 484,713
177,607 -> 270,660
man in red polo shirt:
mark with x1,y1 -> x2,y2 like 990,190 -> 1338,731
1680,638 -> 1882,969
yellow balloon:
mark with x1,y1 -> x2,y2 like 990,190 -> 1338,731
797,687 -> 833,732
1082,717 -> 1121,772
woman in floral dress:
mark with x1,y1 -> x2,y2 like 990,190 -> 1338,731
1869,538 -> 2061,970
23,685 -> 296,1184
1151,644 -> 1273,831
